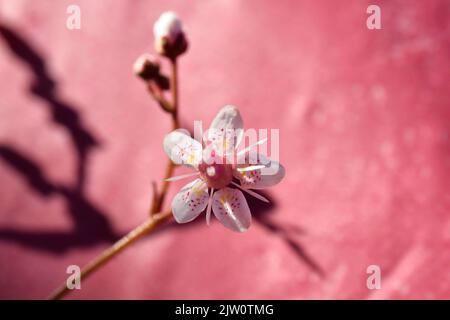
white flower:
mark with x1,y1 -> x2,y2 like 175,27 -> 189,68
163,105 -> 285,232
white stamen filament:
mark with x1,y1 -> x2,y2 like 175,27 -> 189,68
237,138 -> 268,156
236,165 -> 266,172
164,171 -> 199,182
231,181 -> 269,203
206,188 -> 214,225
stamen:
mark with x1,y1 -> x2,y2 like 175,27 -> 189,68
231,181 -> 269,203
206,188 -> 214,225
164,171 -> 199,182
236,165 -> 266,172
237,138 -> 268,156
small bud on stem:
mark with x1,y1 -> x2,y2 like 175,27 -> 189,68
133,53 -> 160,80
153,11 -> 188,59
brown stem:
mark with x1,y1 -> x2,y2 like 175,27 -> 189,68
151,161 -> 175,214
147,82 -> 172,113
151,59 -> 179,213
49,58 -> 181,300
170,58 -> 179,128
48,210 -> 172,300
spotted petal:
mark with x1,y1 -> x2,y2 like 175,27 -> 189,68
212,187 -> 251,232
234,153 -> 285,189
172,179 -> 209,223
206,105 -> 244,156
163,129 -> 203,168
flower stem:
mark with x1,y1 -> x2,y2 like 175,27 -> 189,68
48,210 -> 172,300
48,58 -> 181,300
170,58 -> 179,128
147,82 -> 172,113
151,161 -> 175,214
152,59 -> 179,213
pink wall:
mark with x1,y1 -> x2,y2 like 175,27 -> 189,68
0,0 -> 449,299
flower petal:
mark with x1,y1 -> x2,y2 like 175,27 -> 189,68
212,187 -> 251,232
153,11 -> 183,43
234,153 -> 285,189
207,105 -> 244,156
172,179 -> 209,223
163,129 -> 202,168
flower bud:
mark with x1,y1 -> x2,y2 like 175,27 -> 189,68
155,74 -> 170,90
153,11 -> 188,59
133,53 -> 160,80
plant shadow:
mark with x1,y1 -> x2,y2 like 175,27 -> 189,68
0,23 -> 119,253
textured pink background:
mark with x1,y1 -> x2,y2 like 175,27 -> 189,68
0,0 -> 449,299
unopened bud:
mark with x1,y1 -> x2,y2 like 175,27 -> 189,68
153,11 -> 188,59
155,75 -> 170,90
133,53 -> 160,80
